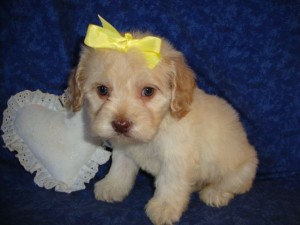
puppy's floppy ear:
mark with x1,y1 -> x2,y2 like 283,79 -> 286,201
169,53 -> 196,119
66,66 -> 85,112
66,46 -> 91,112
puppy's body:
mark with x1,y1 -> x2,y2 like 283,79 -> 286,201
69,33 -> 258,225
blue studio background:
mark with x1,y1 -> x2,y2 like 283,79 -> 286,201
0,1 -> 300,225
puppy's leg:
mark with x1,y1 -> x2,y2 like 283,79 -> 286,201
146,160 -> 192,225
199,158 -> 257,207
94,149 -> 138,202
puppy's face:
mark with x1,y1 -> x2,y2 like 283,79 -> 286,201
83,49 -> 173,143
68,36 -> 196,143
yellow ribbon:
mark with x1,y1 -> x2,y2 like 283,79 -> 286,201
84,15 -> 162,69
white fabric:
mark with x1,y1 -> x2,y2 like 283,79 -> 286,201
1,90 -> 111,193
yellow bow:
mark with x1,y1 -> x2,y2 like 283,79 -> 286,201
84,15 -> 162,69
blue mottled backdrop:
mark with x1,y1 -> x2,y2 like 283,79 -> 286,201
1,1 -> 300,225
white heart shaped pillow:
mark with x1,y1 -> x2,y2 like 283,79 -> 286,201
1,90 -> 111,193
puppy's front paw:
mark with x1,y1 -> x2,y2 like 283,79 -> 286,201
146,198 -> 183,225
94,179 -> 127,203
199,186 -> 234,207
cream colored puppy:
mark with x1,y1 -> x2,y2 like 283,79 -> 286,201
68,33 -> 258,225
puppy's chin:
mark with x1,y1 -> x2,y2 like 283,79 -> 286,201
109,133 -> 152,145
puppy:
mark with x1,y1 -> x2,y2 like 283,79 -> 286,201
68,33 -> 258,225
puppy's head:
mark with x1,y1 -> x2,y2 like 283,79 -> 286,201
68,34 -> 196,143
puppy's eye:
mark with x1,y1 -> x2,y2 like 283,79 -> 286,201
142,87 -> 155,97
97,85 -> 109,97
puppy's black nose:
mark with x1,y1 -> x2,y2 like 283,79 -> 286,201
112,119 -> 132,134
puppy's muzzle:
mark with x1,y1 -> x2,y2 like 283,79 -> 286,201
112,119 -> 132,134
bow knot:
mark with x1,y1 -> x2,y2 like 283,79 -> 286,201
115,33 -> 133,51
84,16 -> 162,69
